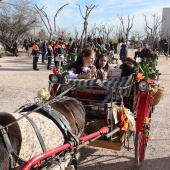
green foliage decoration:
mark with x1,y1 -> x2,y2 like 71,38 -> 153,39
139,58 -> 159,81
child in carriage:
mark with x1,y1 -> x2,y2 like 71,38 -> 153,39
65,48 -> 97,79
95,53 -> 109,79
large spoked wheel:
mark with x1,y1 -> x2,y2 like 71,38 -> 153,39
135,131 -> 148,169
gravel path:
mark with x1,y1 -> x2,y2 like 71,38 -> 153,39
0,49 -> 169,170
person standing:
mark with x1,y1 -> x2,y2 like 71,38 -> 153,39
151,49 -> 158,65
12,42 -> 18,57
54,38 -> 65,68
119,44 -> 128,63
41,40 -> 47,63
134,47 -> 141,60
47,42 -> 53,70
32,40 -> 40,71
140,43 -> 151,61
27,38 -> 34,59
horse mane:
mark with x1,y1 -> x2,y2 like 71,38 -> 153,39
0,112 -> 22,170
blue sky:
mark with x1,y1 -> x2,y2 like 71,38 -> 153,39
3,0 -> 170,36
33,0 -> 170,34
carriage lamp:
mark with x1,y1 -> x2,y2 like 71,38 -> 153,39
139,81 -> 149,92
49,74 -> 58,83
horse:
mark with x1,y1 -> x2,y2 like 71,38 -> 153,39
0,96 -> 86,170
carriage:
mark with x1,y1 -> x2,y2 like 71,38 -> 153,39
18,65 -> 162,170
0,59 -> 163,170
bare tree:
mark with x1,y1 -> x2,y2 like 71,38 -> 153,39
130,31 -> 145,48
38,28 -> 48,40
104,25 -> 114,44
143,14 -> 165,48
57,27 -> 69,39
90,24 -> 97,38
76,3 -> 97,51
0,0 -> 37,52
115,25 -> 123,41
118,15 -> 134,46
96,22 -> 105,38
34,3 -> 69,41
72,26 -> 79,42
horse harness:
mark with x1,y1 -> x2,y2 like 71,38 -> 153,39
0,125 -> 26,169
0,103 -> 82,169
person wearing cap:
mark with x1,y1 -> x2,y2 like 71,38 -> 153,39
54,37 -> 65,68
32,40 -> 40,70
119,57 -> 137,77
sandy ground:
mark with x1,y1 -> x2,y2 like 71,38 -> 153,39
0,49 -> 170,170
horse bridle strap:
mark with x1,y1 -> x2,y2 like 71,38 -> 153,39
20,113 -> 47,152
0,125 -> 26,169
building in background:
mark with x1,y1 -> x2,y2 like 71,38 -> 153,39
161,8 -> 170,38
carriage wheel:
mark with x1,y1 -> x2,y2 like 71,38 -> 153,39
134,131 -> 147,169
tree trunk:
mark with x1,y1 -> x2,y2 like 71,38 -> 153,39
107,34 -> 109,44
84,21 -> 88,45
80,23 -> 86,52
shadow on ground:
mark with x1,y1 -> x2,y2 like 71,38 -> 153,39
78,147 -> 170,170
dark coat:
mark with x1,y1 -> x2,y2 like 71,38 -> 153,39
120,47 -> 128,62
68,60 -> 84,74
140,49 -> 150,59
119,63 -> 135,77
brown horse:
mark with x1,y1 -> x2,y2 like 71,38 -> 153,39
0,97 -> 86,170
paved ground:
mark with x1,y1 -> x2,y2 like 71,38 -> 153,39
0,49 -> 170,170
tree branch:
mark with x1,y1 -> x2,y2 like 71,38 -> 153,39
54,3 -> 69,33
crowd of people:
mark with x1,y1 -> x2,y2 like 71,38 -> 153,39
0,36 -> 159,79
21,36 -> 115,72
